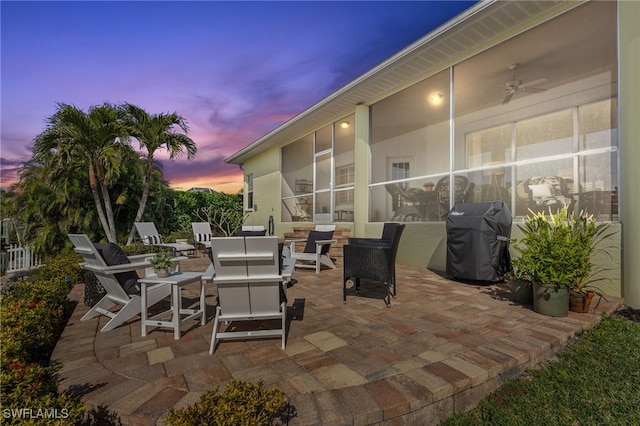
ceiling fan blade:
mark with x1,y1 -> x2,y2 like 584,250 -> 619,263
526,78 -> 548,87
523,86 -> 547,93
502,93 -> 514,105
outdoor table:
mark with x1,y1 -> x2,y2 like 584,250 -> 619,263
139,271 -> 205,340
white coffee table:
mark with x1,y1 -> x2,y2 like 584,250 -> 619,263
139,271 -> 205,340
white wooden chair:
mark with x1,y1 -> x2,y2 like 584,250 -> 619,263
209,236 -> 285,353
192,222 -> 213,250
134,222 -> 196,256
68,234 -> 178,332
241,225 -> 265,232
236,225 -> 267,236
288,225 -> 337,274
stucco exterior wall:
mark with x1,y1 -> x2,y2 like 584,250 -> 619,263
619,0 -> 640,308
363,221 -> 623,298
242,149 -> 281,230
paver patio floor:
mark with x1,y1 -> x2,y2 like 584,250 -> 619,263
52,255 -> 623,425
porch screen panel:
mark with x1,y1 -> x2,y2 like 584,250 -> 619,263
281,135 -> 313,222
516,109 -> 573,160
334,114 -> 355,221
369,70 -> 450,222
315,124 -> 332,153
451,0 -> 617,219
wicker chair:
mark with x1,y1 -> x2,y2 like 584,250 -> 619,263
342,223 -> 406,307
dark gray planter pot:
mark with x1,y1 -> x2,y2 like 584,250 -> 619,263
510,279 -> 533,305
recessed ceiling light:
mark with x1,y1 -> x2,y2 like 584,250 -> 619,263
430,94 -> 444,104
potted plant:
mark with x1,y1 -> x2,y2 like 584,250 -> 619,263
149,251 -> 173,278
511,206 -> 611,317
507,257 -> 533,305
565,213 -> 612,313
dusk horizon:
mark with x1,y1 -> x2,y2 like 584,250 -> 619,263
1,1 -> 474,193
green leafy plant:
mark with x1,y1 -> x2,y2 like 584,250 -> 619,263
0,253 -> 87,423
511,206 -> 613,295
148,251 -> 173,270
165,380 -> 288,426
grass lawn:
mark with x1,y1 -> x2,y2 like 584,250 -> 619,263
441,312 -> 640,425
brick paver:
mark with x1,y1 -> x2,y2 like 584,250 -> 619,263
51,255 -> 624,425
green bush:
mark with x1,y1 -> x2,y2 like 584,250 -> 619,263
0,253 -> 86,424
511,206 -> 612,290
165,380 -> 288,426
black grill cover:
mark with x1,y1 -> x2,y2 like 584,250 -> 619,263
446,201 -> 512,282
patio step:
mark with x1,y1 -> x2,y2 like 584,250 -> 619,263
284,227 -> 351,263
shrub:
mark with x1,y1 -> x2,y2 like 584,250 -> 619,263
165,380 -> 288,426
511,206 -> 612,290
0,253 -> 86,424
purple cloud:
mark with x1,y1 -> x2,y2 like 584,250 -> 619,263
1,1 -> 475,191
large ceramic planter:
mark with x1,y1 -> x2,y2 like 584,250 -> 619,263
569,291 -> 596,313
533,281 -> 569,317
510,279 -> 533,305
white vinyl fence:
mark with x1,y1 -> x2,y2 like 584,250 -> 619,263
4,244 -> 43,273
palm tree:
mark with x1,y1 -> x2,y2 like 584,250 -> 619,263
34,103 -> 129,243
6,156 -> 96,254
123,104 -> 197,245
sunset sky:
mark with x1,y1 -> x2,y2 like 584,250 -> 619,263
1,1 -> 474,194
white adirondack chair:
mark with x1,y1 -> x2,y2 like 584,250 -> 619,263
134,222 -> 196,256
288,225 -> 337,274
192,222 -> 213,250
68,234 -> 177,332
209,236 -> 285,353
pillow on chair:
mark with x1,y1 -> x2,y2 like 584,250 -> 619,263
236,230 -> 267,236
196,233 -> 211,242
303,230 -> 334,254
144,235 -> 162,245
100,243 -> 140,295
529,183 -> 553,199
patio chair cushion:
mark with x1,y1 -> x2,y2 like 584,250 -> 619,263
195,233 -> 211,243
143,235 -> 162,245
303,230 -> 334,255
206,240 -> 284,273
236,230 -> 267,236
95,243 -> 140,295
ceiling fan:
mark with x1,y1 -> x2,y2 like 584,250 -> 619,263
502,63 -> 547,104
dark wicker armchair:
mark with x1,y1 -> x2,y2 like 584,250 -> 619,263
342,223 -> 406,307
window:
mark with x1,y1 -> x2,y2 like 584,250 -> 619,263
462,101 -> 618,220
335,164 -> 354,222
281,115 -> 354,222
246,173 -> 254,211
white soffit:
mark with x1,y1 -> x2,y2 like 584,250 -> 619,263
226,0 -> 569,165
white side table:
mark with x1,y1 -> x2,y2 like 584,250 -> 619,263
139,271 -> 205,340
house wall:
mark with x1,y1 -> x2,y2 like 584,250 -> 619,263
619,0 -> 640,308
240,0 -> 637,305
242,149 -> 281,229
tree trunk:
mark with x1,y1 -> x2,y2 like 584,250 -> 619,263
126,160 -> 153,245
97,164 -> 117,243
89,167 -> 113,243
